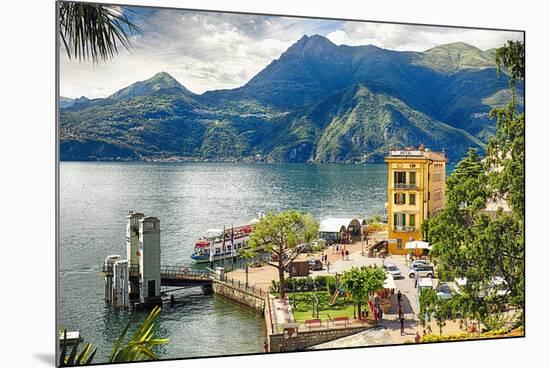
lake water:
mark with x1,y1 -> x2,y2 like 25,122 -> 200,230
58,162 -> 388,362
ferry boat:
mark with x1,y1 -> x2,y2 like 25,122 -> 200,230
190,221 -> 257,263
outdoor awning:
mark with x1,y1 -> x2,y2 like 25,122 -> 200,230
383,272 -> 396,289
405,240 -> 431,250
318,218 -> 366,233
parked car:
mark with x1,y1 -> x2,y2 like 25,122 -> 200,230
383,263 -> 402,279
436,283 -> 453,299
418,277 -> 434,291
410,260 -> 431,269
308,259 -> 323,271
409,265 -> 434,278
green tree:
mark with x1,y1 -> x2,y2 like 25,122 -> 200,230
59,306 -> 168,365
248,210 -> 319,299
59,2 -> 140,63
419,288 -> 454,336
487,40 -> 525,217
429,148 -> 487,281
340,266 -> 386,319
428,40 -> 525,322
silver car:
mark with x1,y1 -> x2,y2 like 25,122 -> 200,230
409,265 -> 434,278
384,263 -> 402,279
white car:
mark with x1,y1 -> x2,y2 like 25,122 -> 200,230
383,263 -> 402,279
418,277 -> 434,291
410,259 -> 431,269
409,265 -> 434,278
436,283 -> 453,299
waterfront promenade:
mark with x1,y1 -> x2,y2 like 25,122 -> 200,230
225,239 -> 471,346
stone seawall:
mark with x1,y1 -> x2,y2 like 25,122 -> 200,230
269,325 -> 372,352
212,281 -> 265,313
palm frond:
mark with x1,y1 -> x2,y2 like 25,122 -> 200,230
59,2 -> 141,63
109,306 -> 169,363
59,329 -> 97,366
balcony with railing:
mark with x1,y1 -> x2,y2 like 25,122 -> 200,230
393,225 -> 417,232
393,183 -> 418,190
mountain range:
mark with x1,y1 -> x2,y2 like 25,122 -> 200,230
59,35 -> 523,163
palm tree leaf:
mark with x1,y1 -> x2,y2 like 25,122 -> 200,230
74,342 -> 91,365
59,3 -> 140,63
59,330 -> 68,366
66,339 -> 80,365
108,320 -> 130,362
83,347 -> 97,365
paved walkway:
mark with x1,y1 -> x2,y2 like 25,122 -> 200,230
226,247 -> 487,347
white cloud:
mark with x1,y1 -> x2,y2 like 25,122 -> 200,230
59,7 -> 523,99
326,22 -> 523,51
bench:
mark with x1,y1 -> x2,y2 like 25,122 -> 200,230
305,319 -> 322,329
333,316 -> 349,327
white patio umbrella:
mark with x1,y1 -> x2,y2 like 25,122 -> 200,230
405,240 -> 431,250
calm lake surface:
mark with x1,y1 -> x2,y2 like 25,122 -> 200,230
58,162 -> 388,362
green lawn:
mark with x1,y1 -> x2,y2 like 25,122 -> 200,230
284,291 -> 357,322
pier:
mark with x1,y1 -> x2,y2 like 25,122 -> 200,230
101,210 -> 377,353
102,263 -> 212,287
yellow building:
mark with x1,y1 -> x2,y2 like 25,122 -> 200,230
384,147 -> 447,255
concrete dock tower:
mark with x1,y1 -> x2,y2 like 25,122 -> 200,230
104,255 -> 121,303
126,211 -> 144,299
113,260 -> 129,309
139,216 -> 161,304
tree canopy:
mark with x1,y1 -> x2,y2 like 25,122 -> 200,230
248,210 -> 319,299
340,266 -> 386,319
426,40 -> 525,320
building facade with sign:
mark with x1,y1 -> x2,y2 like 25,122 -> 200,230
384,148 -> 447,255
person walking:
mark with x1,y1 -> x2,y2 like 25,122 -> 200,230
341,249 -> 345,260
414,271 -> 419,288
397,290 -> 402,305
263,340 -> 269,352
415,332 -> 421,343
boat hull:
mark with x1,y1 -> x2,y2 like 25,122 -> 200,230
191,252 -> 238,264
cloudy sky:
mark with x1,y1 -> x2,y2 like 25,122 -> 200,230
60,6 -> 523,99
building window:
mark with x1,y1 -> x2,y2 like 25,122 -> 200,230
409,193 -> 416,205
409,172 -> 416,186
397,239 -> 402,249
394,192 -> 406,205
409,214 -> 416,227
394,213 -> 406,226
394,171 -> 406,188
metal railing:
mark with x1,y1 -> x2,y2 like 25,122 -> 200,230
160,265 -> 211,280
393,226 -> 417,232
393,183 -> 418,190
219,275 -> 268,297
102,263 -> 211,279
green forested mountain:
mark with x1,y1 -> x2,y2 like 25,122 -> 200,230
59,35 -> 522,163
